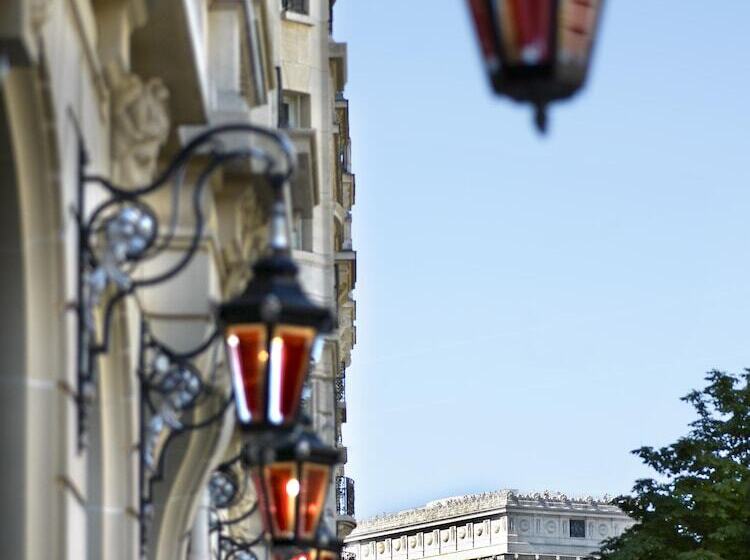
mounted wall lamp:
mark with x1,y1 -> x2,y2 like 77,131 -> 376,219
75,123 -> 296,450
75,123 -> 341,557
218,185 -> 333,432
245,428 -> 343,551
208,437 -> 343,560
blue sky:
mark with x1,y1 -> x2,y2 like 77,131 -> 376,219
334,1 -> 750,518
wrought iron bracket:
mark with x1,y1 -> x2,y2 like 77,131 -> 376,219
73,123 -> 296,558
74,123 -> 295,451
209,448 -> 266,560
137,319 -> 234,558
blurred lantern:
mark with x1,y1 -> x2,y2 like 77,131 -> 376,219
467,0 -> 604,132
219,178 -> 334,432
246,429 -> 342,548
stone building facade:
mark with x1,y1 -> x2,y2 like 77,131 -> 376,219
345,491 -> 634,560
0,0 -> 356,558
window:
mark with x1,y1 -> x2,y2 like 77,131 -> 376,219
282,0 -> 308,15
280,91 -> 310,129
292,210 -> 313,251
570,519 -> 586,538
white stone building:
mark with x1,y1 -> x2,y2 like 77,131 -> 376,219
345,491 -> 634,560
0,0 -> 356,558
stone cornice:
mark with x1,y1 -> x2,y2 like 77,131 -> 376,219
351,490 -> 622,536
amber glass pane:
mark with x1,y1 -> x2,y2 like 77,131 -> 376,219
267,325 -> 315,425
226,325 -> 267,424
558,0 -> 599,63
264,462 -> 298,538
499,0 -> 553,65
299,463 -> 330,539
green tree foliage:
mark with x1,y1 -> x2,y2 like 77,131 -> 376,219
592,370 -> 750,560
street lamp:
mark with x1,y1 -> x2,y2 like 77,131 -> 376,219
246,428 -> 342,549
467,0 -> 605,132
218,177 -> 333,433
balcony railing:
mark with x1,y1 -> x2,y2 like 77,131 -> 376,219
335,375 -> 345,404
336,476 -> 355,517
282,0 -> 308,15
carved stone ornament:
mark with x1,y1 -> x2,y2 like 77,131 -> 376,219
350,490 -> 622,536
112,73 -> 170,187
240,189 -> 269,260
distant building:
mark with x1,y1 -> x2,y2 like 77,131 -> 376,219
345,491 -> 634,560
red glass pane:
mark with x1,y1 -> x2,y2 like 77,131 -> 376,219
268,326 -> 315,425
226,325 -> 267,424
468,0 -> 500,67
264,462 -> 298,538
299,464 -> 330,539
501,0 -> 553,65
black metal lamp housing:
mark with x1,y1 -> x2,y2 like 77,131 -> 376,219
218,180 -> 334,432
467,0 -> 604,131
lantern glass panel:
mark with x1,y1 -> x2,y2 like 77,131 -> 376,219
498,0 -> 554,66
263,462 -> 299,539
299,463 -> 330,540
226,325 -> 268,424
268,325 -> 316,426
558,0 -> 600,65
468,0 -> 500,67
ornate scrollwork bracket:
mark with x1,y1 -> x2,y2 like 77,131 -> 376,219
74,123 -> 295,452
209,449 -> 266,560
136,318 -> 234,558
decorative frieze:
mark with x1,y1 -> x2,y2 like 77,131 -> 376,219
353,490 -> 618,535
345,490 -> 633,560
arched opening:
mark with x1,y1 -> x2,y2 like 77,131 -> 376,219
0,63 -> 66,558
0,68 -> 29,559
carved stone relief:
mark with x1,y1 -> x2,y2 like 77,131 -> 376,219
221,187 -> 269,295
240,188 -> 269,261
112,73 -> 170,187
